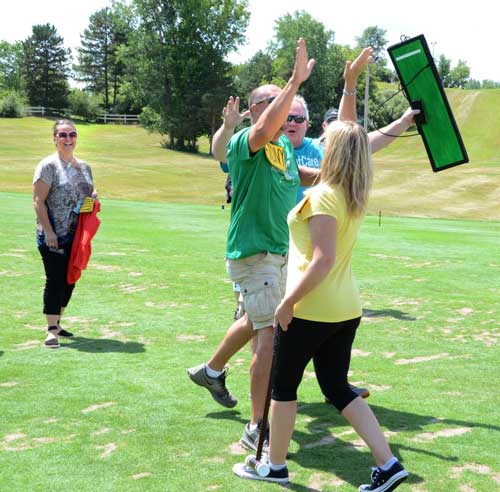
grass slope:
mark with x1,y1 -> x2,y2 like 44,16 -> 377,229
1,88 -> 499,220
0,193 -> 499,492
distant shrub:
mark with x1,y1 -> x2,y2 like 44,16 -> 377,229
139,106 -> 161,132
0,90 -> 26,118
68,90 -> 102,121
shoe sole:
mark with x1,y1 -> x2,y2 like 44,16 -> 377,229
232,463 -> 288,484
44,343 -> 60,349
187,370 -> 237,409
359,470 -> 408,492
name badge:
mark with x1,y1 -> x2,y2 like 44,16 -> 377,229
264,143 -> 286,172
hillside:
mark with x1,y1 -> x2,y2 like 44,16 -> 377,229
370,88 -> 500,220
1,89 -> 499,220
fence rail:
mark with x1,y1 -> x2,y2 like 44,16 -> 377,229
97,113 -> 139,123
24,106 -> 139,124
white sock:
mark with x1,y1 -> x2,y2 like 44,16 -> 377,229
269,461 -> 287,471
205,365 -> 223,378
248,423 -> 258,432
380,457 -> 398,471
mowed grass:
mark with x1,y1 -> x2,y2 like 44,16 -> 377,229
1,192 -> 499,492
1,87 -> 500,220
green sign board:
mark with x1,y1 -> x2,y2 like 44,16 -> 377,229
388,35 -> 468,172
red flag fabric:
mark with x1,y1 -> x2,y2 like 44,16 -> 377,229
67,199 -> 101,284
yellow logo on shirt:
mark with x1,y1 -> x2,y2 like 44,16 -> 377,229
264,142 -> 286,172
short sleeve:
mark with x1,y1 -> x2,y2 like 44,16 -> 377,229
33,159 -> 54,187
227,127 -> 251,166
300,184 -> 338,220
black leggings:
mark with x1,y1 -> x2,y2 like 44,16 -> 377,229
272,316 -> 361,412
38,243 -> 75,315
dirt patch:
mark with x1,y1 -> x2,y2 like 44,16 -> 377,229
132,472 -> 152,480
228,442 -> 246,455
92,428 -> 111,436
97,442 -> 117,458
413,427 -> 471,442
3,433 -> 27,442
308,472 -> 346,489
395,353 -> 449,365
352,349 -> 371,357
81,402 -> 116,414
128,272 -> 143,277
0,270 -> 23,277
15,340 -> 40,350
176,334 -> 207,342
118,283 -> 147,294
0,381 -> 17,387
92,264 -> 120,272
205,456 -> 225,464
457,308 -> 474,316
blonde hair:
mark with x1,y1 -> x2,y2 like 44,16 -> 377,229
320,120 -> 372,216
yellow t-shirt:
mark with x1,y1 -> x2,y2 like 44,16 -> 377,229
286,182 -> 364,322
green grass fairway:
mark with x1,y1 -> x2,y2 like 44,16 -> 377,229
1,192 -> 499,492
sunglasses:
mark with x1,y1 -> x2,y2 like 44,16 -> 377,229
254,96 -> 276,105
287,115 -> 307,124
56,131 -> 77,138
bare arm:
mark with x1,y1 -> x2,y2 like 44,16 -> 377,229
369,107 -> 420,153
33,179 -> 58,248
298,165 -> 320,187
248,38 -> 315,153
274,214 -> 336,330
338,47 -> 373,123
211,96 -> 250,162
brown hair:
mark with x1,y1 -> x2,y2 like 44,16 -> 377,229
53,119 -> 76,135
320,121 -> 372,216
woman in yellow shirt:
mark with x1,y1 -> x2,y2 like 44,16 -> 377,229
234,120 -> 409,492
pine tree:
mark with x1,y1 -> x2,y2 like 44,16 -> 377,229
75,6 -> 132,110
22,24 -> 70,108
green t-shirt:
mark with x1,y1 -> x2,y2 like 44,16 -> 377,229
226,127 -> 299,259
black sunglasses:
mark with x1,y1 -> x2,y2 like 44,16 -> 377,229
56,131 -> 77,138
287,115 -> 307,124
254,96 -> 276,105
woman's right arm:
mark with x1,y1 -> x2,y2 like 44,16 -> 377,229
33,179 -> 58,248
274,214 -> 337,331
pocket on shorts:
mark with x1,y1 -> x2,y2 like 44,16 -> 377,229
241,278 -> 282,328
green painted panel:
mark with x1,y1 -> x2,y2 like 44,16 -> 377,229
388,35 -> 468,172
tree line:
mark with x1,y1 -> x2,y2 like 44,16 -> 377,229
1,1 -> 497,152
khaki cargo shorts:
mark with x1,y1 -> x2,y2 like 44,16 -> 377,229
226,252 -> 287,330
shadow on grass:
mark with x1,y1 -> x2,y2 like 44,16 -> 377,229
205,409 -> 247,426
362,308 -> 417,321
0,351 -> 3,358
207,400 -> 500,489
59,337 -> 145,353
286,400 -> 500,489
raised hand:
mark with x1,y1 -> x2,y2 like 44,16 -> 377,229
291,38 -> 316,86
344,47 -> 373,84
222,96 -> 250,130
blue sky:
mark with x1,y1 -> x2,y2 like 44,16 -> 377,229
2,0 -> 498,82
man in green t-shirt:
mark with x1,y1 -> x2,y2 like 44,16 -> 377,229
188,38 -> 318,452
